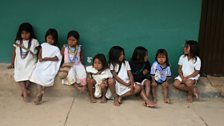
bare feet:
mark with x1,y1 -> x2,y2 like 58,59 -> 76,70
113,97 -> 120,106
187,95 -> 193,103
164,98 -> 171,104
34,95 -> 43,105
90,97 -> 97,103
118,96 -> 122,104
74,84 -> 86,93
100,97 -> 107,103
193,87 -> 199,100
144,101 -> 156,108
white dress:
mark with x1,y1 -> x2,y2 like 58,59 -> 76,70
13,39 -> 39,82
110,61 -> 131,96
175,55 -> 201,81
30,43 -> 62,87
86,66 -> 113,98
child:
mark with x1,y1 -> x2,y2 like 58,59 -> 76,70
59,30 -> 87,92
173,40 -> 201,103
129,46 -> 156,106
86,53 -> 119,106
8,22 -> 40,102
30,28 -> 62,105
109,46 -> 156,107
150,49 -> 171,104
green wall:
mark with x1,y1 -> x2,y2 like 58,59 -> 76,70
0,0 -> 201,75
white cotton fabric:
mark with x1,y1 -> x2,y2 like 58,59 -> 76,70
30,43 -> 62,87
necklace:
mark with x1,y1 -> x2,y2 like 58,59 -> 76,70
19,39 -> 32,59
68,45 -> 79,62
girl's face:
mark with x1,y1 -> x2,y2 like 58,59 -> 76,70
144,53 -> 148,62
157,53 -> 166,65
21,30 -> 31,40
68,36 -> 78,47
184,44 -> 190,55
46,35 -> 55,45
93,58 -> 103,71
119,51 -> 124,62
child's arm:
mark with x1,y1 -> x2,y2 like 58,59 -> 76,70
127,70 -> 135,86
60,46 -> 65,57
111,70 -> 130,87
143,61 -> 151,75
80,49 -> 84,64
186,70 -> 200,79
39,48 -> 59,62
8,47 -> 16,69
178,65 -> 187,82
42,56 -> 59,62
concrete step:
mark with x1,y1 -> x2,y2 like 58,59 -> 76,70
0,64 -> 222,99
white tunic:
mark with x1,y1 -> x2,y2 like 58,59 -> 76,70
86,66 -> 113,98
14,39 -> 39,82
110,61 -> 131,96
175,55 -> 201,81
30,43 -> 62,87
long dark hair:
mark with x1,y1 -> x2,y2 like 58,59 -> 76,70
109,46 -> 125,66
131,46 -> 148,65
185,40 -> 199,62
45,28 -> 58,46
15,22 -> 36,41
155,49 -> 170,66
93,53 -> 108,71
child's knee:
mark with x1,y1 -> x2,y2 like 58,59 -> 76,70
151,82 -> 157,88
185,80 -> 194,88
173,80 -> 180,88
108,78 -> 115,86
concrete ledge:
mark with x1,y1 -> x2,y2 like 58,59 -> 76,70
0,63 -> 221,99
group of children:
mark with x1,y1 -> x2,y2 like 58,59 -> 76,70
8,22 -> 201,107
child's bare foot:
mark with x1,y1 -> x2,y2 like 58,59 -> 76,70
90,97 -> 97,103
187,95 -> 193,103
164,98 -> 171,104
100,97 -> 107,103
118,96 -> 122,104
144,101 -> 156,108
74,84 -> 86,93
34,95 -> 43,105
114,97 -> 120,106
193,87 -> 199,100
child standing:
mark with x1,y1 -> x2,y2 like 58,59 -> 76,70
173,40 -> 201,103
30,28 -> 62,105
109,46 -> 156,107
60,30 -> 87,92
129,46 -> 156,107
150,49 -> 171,104
8,22 -> 40,102
86,53 -> 119,106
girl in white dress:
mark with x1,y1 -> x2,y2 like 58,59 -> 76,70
86,54 -> 119,106
109,46 -> 155,106
30,28 -> 62,105
60,31 -> 87,92
173,40 -> 201,103
8,22 -> 40,102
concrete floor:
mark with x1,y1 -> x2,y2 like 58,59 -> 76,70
0,94 -> 224,126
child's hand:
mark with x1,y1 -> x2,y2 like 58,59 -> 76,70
7,64 -> 14,69
182,77 -> 187,83
143,69 -> 148,75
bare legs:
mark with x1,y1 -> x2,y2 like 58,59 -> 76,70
152,81 -> 170,104
173,79 -> 197,103
34,84 -> 45,105
18,81 -> 30,102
